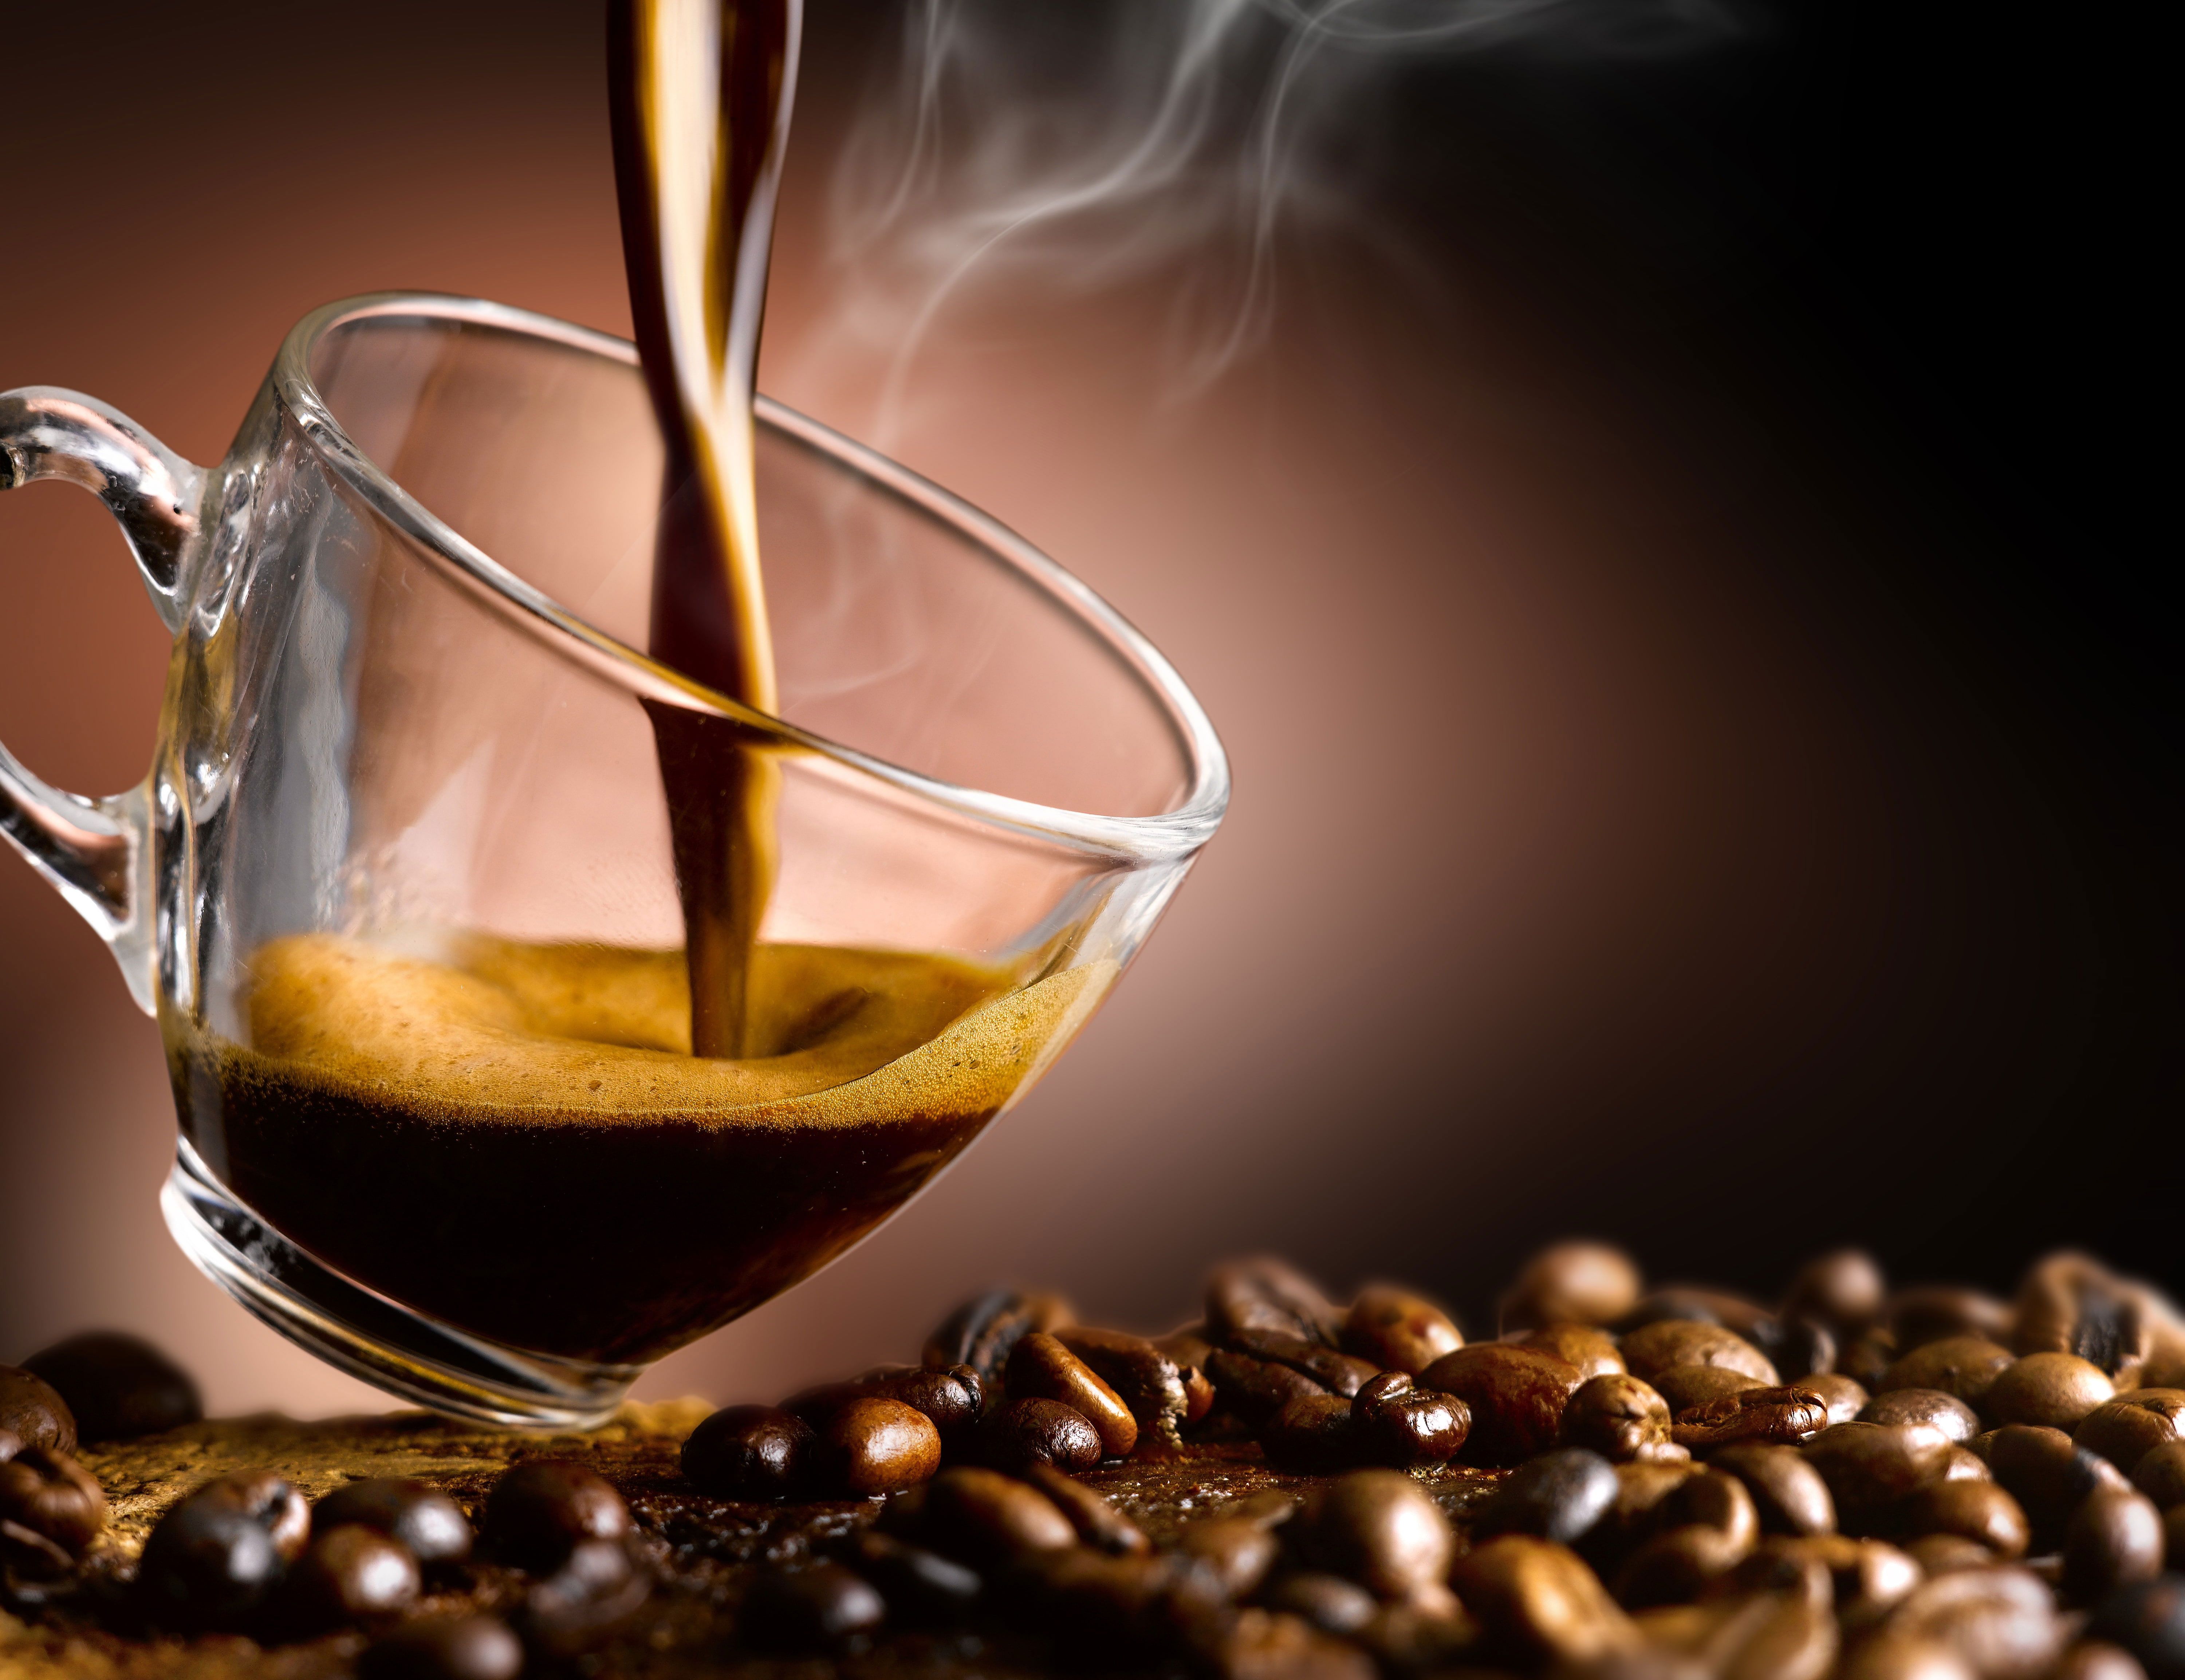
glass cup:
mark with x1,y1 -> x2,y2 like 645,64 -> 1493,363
0,292 -> 1227,1428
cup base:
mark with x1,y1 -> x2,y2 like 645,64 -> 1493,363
161,1140 -> 638,1431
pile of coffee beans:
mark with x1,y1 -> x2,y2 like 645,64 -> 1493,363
9,1243 -> 2185,1680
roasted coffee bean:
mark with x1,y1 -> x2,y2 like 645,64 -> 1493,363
1984,1353 -> 2118,1431
315,1479 -> 473,1570
1561,1374 -> 1681,1464
980,1397 -> 1101,1475
839,1530 -> 982,1622
1897,1481 -> 2032,1560
820,1396 -> 943,1495
1708,1590 -> 1840,1680
0,1367 -> 75,1457
2079,1392 -> 2185,1476
1152,1328 -> 1220,1424
680,1405 -> 817,1500
1262,1570 -> 1379,1636
2133,1443 -> 2185,1512
2086,1575 -> 2185,1675
1205,1347 -> 1328,1427
1021,1463 -> 1147,1555
1672,1386 -> 1829,1453
0,1443 -> 106,1569
1901,1533 -> 1999,1577
1500,1242 -> 1643,1335
137,1491 -> 290,1630
517,1535 -> 650,1648
1454,1534 -> 1638,1667
1289,1469 -> 1453,1600
1006,1333 -> 1138,1457
1843,1331 -> 1902,1390
1877,1565 -> 2065,1678
19,1333 -> 200,1444
1804,1423 -> 1956,1524
1653,1364 -> 1765,1416
1864,1389 -> 1983,1444
1784,1251 -> 1887,1339
784,1365 -> 984,1445
481,1460 -> 630,1571
1007,1546 -> 1204,1654
1838,1636 -> 1981,1680
281,1523 -> 422,1632
1975,1425 -> 2131,1539
1225,1329 -> 1382,1398
1422,1342 -> 1585,1465
1938,1444 -> 1993,1483
740,1561 -> 885,1652
1747,1533 -> 1922,1617
1476,1447 -> 1620,1544
1174,1515 -> 1282,1599
1614,1523 -> 1753,1608
1878,1338 -> 2017,1407
2047,1640 -> 2157,1680
1890,1289 -> 2016,1352
1658,1467 -> 1760,1547
1340,1285 -> 1463,1375
2015,1254 -> 2153,1381
1053,1327 -> 1190,1449
1263,1393 -> 1364,1474
1206,1257 -> 1344,1349
1350,1370 -> 1469,1467
1713,1444 -> 1837,1537
1810,1372 -> 1874,1427
1621,1321 -> 1780,1388
2066,1489 -> 2168,1606
1622,1289 -> 1773,1338
923,1288 -> 1073,1382
360,1615 -> 524,1680
1353,1597 -> 1478,1672
1518,1324 -> 1626,1382
1756,1316 -> 1840,1383
902,1466 -> 1076,1565
1198,1606 -> 1379,1680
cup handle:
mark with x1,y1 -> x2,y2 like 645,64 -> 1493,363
0,387 -> 209,1015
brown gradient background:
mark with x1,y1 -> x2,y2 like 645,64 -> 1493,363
1,2 -> 2170,1415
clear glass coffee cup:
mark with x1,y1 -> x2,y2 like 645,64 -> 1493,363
0,293 -> 1227,1428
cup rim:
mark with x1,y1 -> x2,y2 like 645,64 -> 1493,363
272,291 -> 1229,865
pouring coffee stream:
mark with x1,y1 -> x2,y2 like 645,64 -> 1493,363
608,0 -> 800,1059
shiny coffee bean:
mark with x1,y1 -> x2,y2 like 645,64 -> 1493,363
839,1530 -> 981,1622
1454,1534 -> 1636,1667
1937,1443 -> 1993,1483
1202,1606 -> 1379,1680
2047,1639 -> 2158,1680
740,1561 -> 885,1652
1671,1386 -> 1830,1453
1152,1327 -> 1219,1424
923,1288 -> 1072,1382
1975,1425 -> 2131,1540
2014,1254 -> 2151,1380
2066,1488 -> 2167,1606
360,1616 -> 524,1680
1422,1342 -> 1585,1465
2086,1575 -> 2185,1675
2079,1392 -> 2185,1476
1878,1566 -> 2065,1678
0,1444 -> 106,1569
1843,1331 -> 1902,1391
1476,1447 -> 1620,1544
1622,1321 -> 1780,1388
315,1479 -> 473,1570
1863,1389 -> 1983,1444
1262,1570 -> 1378,1636
481,1460 -> 630,1571
282,1524 -> 422,1632
1053,1327 -> 1190,1450
1007,1545 -> 1202,1652
1901,1533 -> 1999,1577
821,1397 -> 943,1495
1889,1288 -> 2016,1352
1658,1466 -> 1760,1548
1712,1443 -> 1837,1537
1290,1469 -> 1453,1599
1984,1353 -> 2117,1431
0,1367 -> 75,1457
680,1405 -> 817,1500
1839,1636 -> 1981,1680
1613,1522 -> 1753,1608
1174,1515 -> 1282,1599
1652,1364 -> 1765,1416
1225,1329 -> 1382,1398
2134,1443 -> 2185,1511
137,1484 -> 297,1630
1006,1333 -> 1138,1458
1021,1463 -> 1147,1555
1205,1256 -> 1344,1349
1897,1480 -> 2032,1560
1808,1372 -> 1873,1427
1560,1374 -> 1679,1463
517,1535 -> 650,1648
1499,1242 -> 1643,1335
1350,1370 -> 1469,1467
1204,1348 -> 1329,1427
1340,1285 -> 1463,1375
1262,1393 -> 1364,1474
1804,1423 -> 1955,1525
1878,1337 -> 2017,1406
901,1466 -> 1076,1565
1519,1324 -> 1627,1382
1783,1250 -> 1886,1339
783,1365 -> 984,1448
19,1333 -> 200,1444
980,1397 -> 1101,1475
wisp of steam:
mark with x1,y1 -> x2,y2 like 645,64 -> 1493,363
808,0 -> 1756,428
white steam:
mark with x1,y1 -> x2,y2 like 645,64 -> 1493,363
803,0 -> 1755,424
